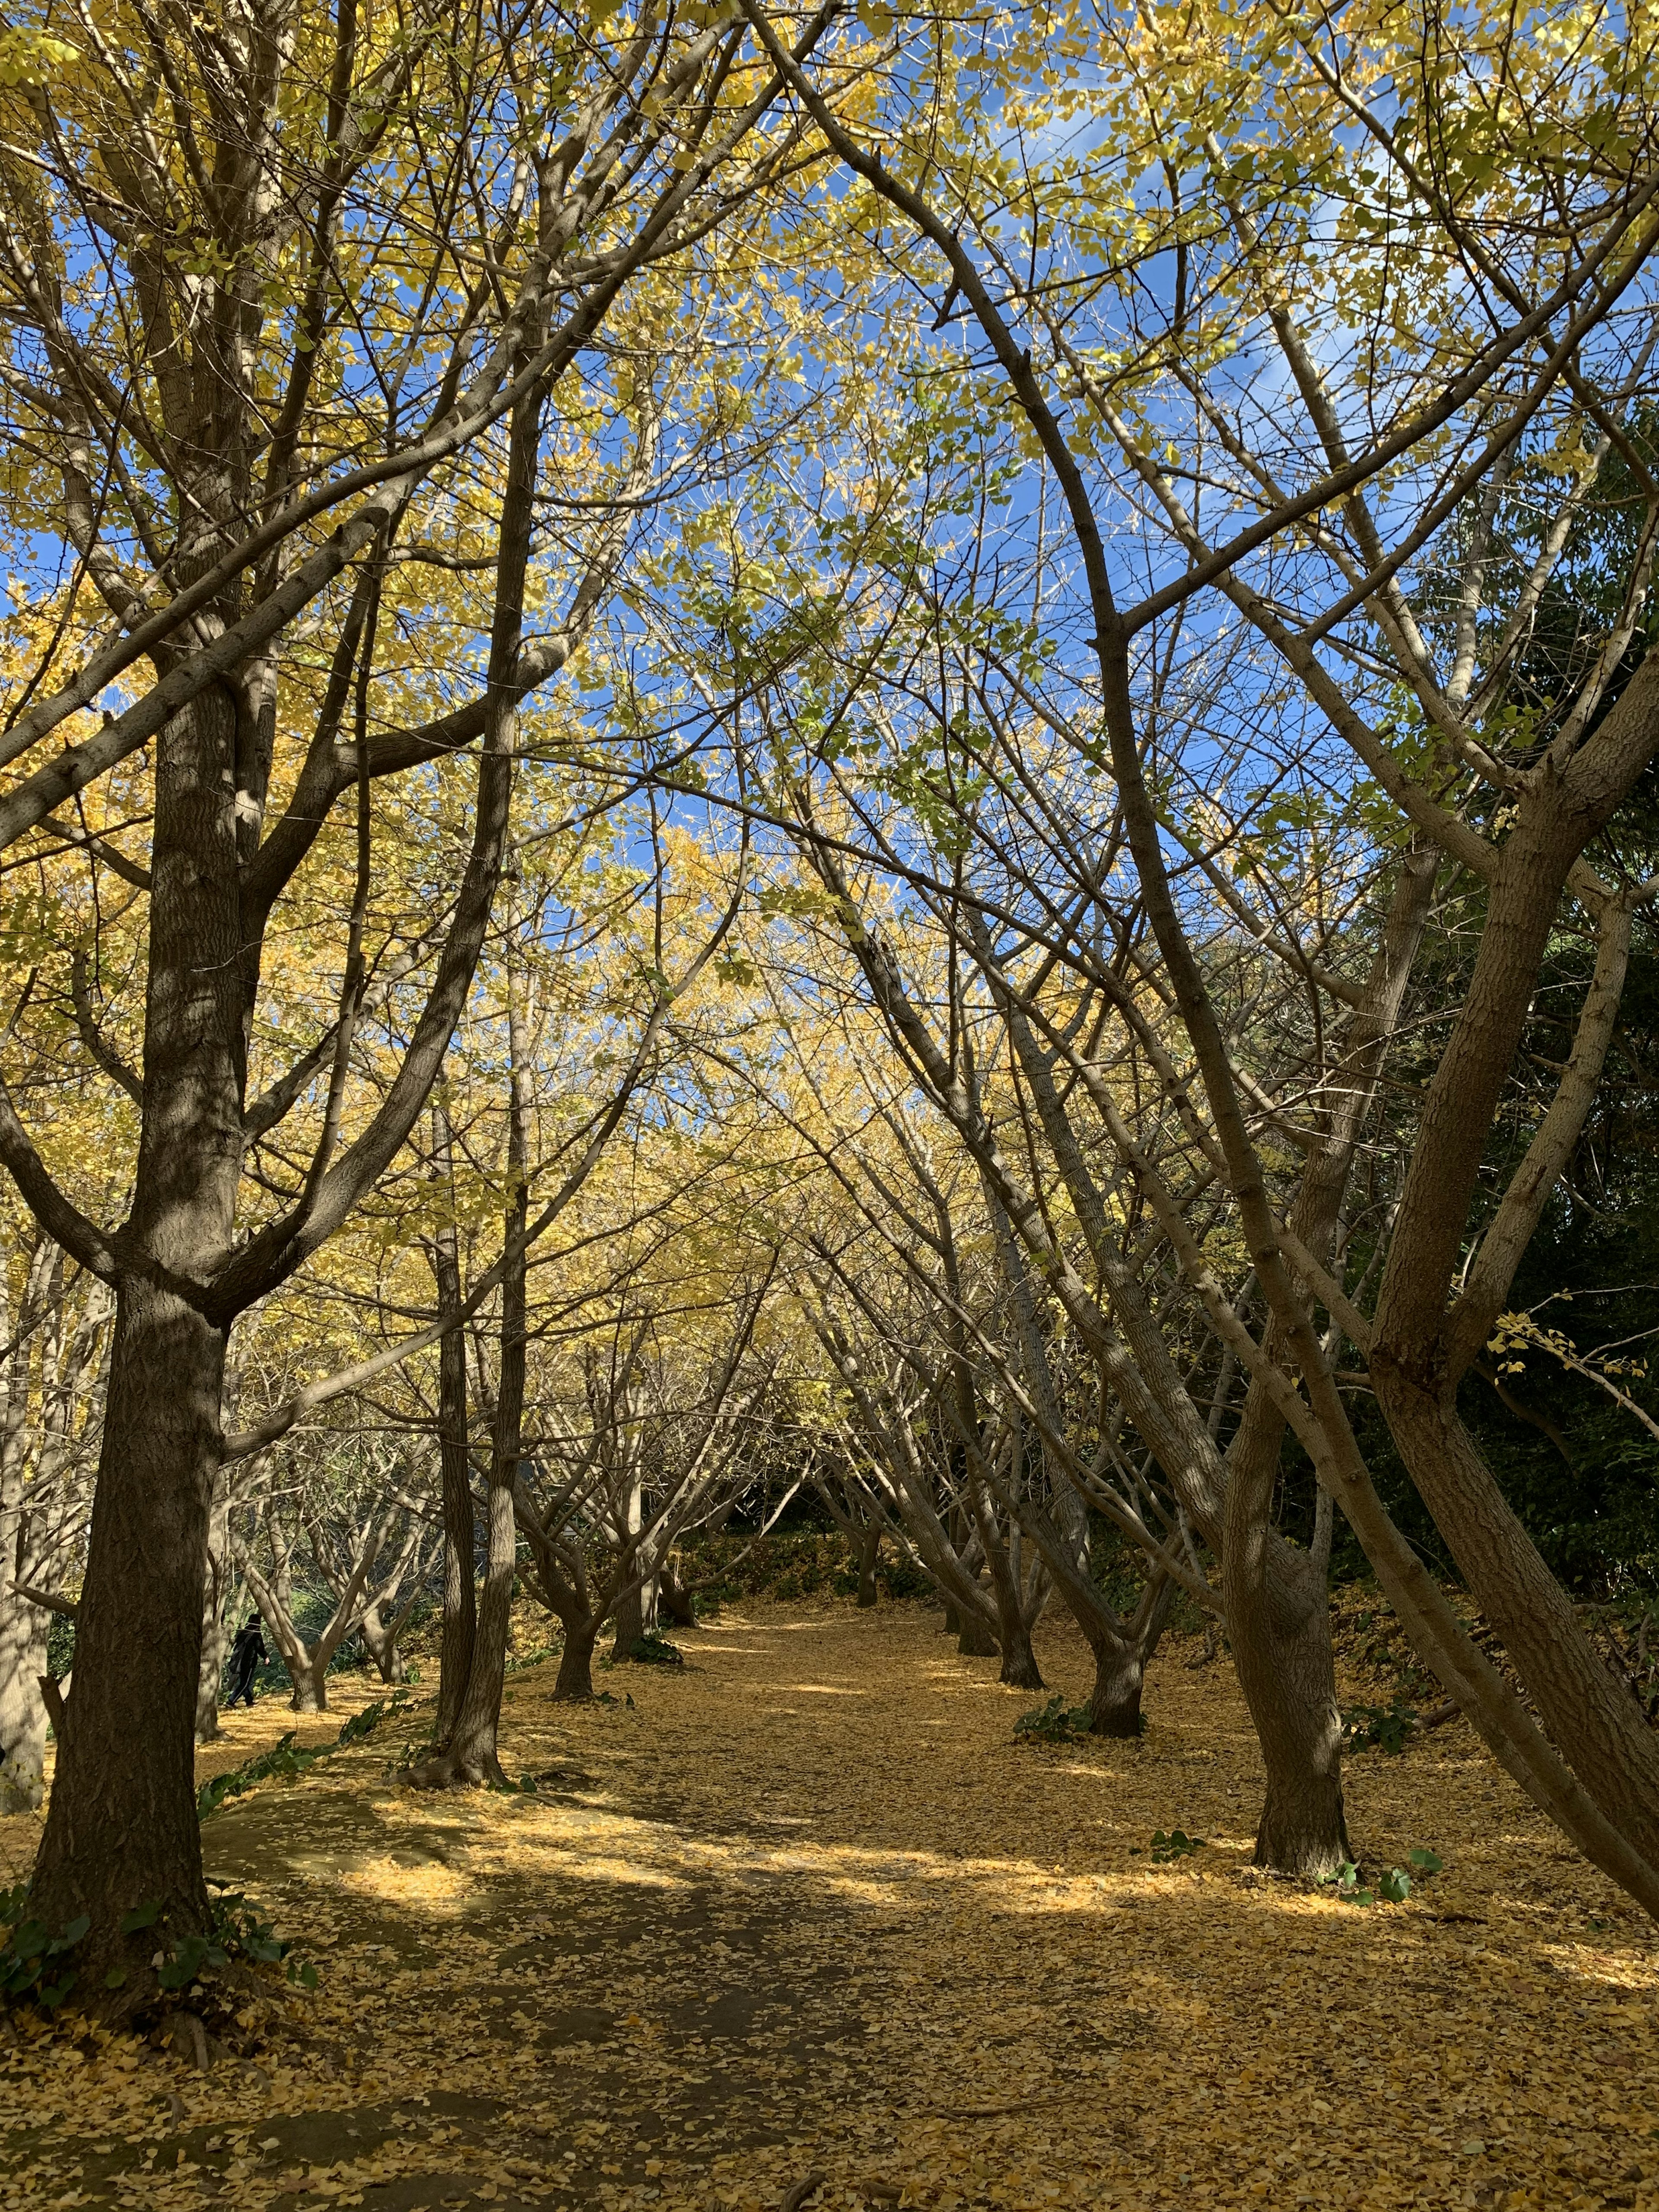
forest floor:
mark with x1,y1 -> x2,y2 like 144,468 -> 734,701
3,1600 -> 1659,2212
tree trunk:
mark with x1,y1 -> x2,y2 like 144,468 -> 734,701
410,941 -> 531,1790
856,1520 -> 880,1607
554,1618 -> 599,1700
194,1470 -> 234,1742
358,1601 -> 405,1684
610,1578 -> 644,1662
1229,1526 -> 1350,1875
658,1566 -> 696,1627
1084,1633 -> 1149,1738
26,662 -> 253,2010
29,1282 -> 225,1993
430,1096 -> 476,1748
1375,1383 -> 1659,1868
0,1583 -> 49,1813
286,1653 -> 328,1713
957,1609 -> 998,1657
997,1614 -> 1045,1690
1082,1577 -> 1177,1738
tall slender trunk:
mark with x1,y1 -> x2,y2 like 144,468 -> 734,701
195,1467 -> 234,1742
415,939 -> 530,1787
856,1519 -> 880,1607
0,1586 -> 49,1813
430,1097 -> 476,1747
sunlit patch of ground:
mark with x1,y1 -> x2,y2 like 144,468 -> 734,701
3,1602 -> 1658,2212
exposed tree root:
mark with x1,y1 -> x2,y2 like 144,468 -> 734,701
401,1745 -> 507,1789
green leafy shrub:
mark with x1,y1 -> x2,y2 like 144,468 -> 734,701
0,1885 -> 88,2011
113,1890 -> 318,1995
1320,1845 -> 1441,1908
626,1631 -> 684,1666
1013,1693 -> 1090,1743
197,1732 -> 330,1819
1149,1828 -> 1205,1863
335,1689 -> 413,1745
199,1691 -> 413,1818
2,1883 -> 316,2010
1341,1694 -> 1421,1754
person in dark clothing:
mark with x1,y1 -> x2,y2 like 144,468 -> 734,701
226,1620 -> 268,1708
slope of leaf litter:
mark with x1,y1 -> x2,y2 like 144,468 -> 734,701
3,1601 -> 1658,2212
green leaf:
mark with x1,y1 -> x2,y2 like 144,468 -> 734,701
1378,1869 -> 1411,1904
103,1967 -> 127,1990
60,1914 -> 90,1946
1407,1847 -> 1443,1875
120,1901 -> 162,1933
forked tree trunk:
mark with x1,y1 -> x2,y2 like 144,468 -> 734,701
280,1642 -> 331,1713
357,1602 -> 406,1684
1082,1576 -> 1177,1738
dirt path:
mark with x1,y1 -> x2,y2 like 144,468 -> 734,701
4,1602 -> 1659,2211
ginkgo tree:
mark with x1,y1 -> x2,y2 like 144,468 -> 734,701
725,0 -> 1659,1901
0,0 -> 854,2011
